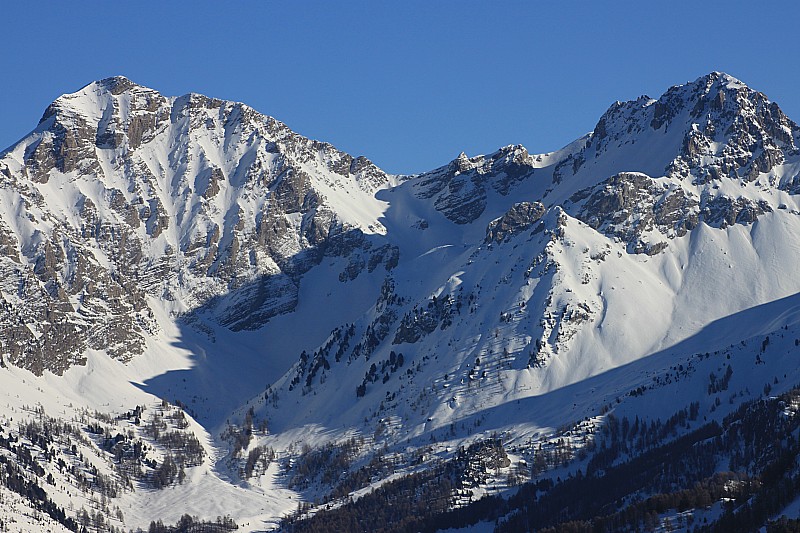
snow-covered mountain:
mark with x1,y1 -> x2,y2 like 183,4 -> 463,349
4,72 -> 800,531
258,71 -> 800,431
0,75 -> 393,374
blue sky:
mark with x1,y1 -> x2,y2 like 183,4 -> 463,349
1,1 -> 798,174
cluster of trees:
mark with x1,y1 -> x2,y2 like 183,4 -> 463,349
282,438 -> 507,533
356,351 -> 405,397
139,404 -> 204,489
1,401 -> 220,531
708,364 -> 734,394
155,431 -> 204,467
151,455 -> 183,489
146,432 -> 203,489
283,459 -> 456,533
704,392 -> 800,532
585,402 -> 700,477
489,420 -> 723,531
288,437 -> 363,491
222,416 -> 252,460
352,308 -> 396,362
134,514 -> 237,532
326,450 -> 398,501
0,424 -> 79,531
17,412 -> 132,501
287,321 -> 361,393
75,506 -> 126,533
285,383 -> 800,532
242,444 -> 275,479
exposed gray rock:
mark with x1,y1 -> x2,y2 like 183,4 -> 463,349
392,293 -> 460,345
485,201 -> 546,243
571,172 -> 699,253
701,196 -> 772,228
414,146 -> 535,224
570,171 -> 776,253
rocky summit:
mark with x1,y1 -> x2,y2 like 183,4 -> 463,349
3,73 -> 800,532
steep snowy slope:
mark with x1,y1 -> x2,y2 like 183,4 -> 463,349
258,72 -> 800,435
3,72 -> 800,531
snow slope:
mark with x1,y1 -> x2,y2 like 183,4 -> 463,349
3,72 -> 800,531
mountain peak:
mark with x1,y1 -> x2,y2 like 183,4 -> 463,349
576,70 -> 799,187
590,71 -> 756,140
38,75 -> 159,127
93,75 -> 139,94
694,70 -> 747,90
65,75 -> 153,103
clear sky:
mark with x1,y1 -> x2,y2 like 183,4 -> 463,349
2,1 -> 798,175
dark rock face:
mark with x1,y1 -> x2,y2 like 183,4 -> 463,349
393,294 -> 458,345
701,196 -> 772,228
215,273 -> 299,331
485,202 -> 546,243
572,173 -> 699,249
665,73 -> 799,184
587,95 -> 655,155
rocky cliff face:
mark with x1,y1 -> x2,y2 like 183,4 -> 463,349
0,77 -> 393,373
407,73 -> 800,256
412,145 -> 538,224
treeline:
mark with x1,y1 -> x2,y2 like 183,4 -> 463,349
768,517 -> 800,532
132,514 -> 238,533
481,388 -> 800,531
283,458 -> 455,533
474,421 -> 722,532
282,439 -> 506,533
532,472 -> 750,533
327,451 -> 398,501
